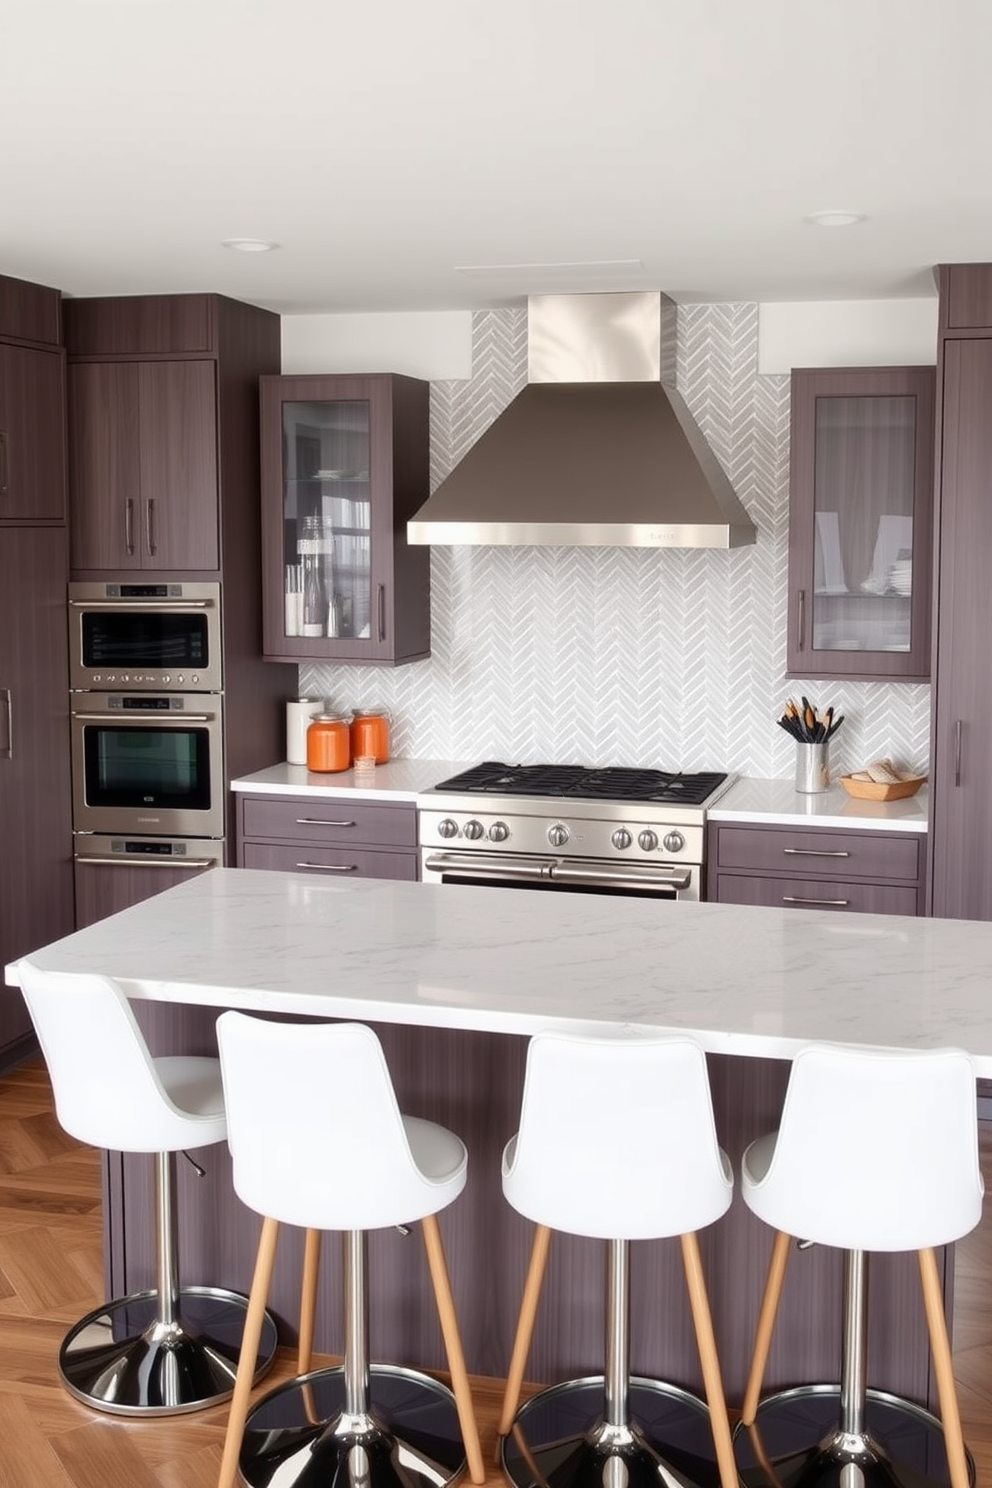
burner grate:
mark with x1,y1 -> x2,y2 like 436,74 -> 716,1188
432,762 -> 728,808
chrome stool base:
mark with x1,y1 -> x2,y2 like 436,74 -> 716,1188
501,1376 -> 726,1488
59,1284 -> 278,1416
238,1362 -> 467,1488
733,1386 -> 976,1488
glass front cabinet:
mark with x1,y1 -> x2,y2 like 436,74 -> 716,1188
259,373 -> 431,665
786,366 -> 935,680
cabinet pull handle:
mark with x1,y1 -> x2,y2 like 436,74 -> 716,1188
377,583 -> 386,643
294,817 -> 356,827
796,589 -> 806,651
954,719 -> 963,787
0,688 -> 11,759
782,847 -> 850,858
145,498 -> 157,556
0,430 -> 8,495
125,498 -> 135,555
295,861 -> 358,872
782,895 -> 850,906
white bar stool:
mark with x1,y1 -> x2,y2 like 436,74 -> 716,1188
498,1031 -> 739,1488
735,1042 -> 985,1488
215,1012 -> 485,1488
17,958 -> 277,1414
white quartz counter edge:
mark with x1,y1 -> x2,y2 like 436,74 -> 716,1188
9,867 -> 991,1074
231,759 -> 471,804
709,776 -> 928,832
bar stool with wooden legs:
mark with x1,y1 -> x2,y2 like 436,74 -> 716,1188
17,959 -> 277,1415
735,1043 -> 985,1488
498,1031 -> 740,1488
215,1012 -> 485,1488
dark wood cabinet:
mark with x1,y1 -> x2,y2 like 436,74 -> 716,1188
787,366 -> 935,681
929,266 -> 992,919
0,342 -> 67,523
259,373 -> 431,665
68,359 -> 218,570
707,822 -> 926,916
236,793 -> 419,881
74,855 -> 219,930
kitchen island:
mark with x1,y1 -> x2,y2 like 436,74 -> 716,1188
5,868 -> 987,1412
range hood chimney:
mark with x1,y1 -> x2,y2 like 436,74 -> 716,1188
407,291 -> 756,549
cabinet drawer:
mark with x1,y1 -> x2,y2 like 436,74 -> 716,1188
711,873 -> 920,917
712,826 -> 920,882
241,842 -> 417,881
239,795 -> 418,849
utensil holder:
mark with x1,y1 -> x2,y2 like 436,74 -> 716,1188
796,741 -> 830,793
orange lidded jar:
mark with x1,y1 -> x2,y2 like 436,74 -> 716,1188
306,714 -> 351,773
350,709 -> 390,764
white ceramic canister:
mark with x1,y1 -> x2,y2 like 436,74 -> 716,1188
286,698 -> 323,766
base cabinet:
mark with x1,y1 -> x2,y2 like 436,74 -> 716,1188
707,823 -> 925,915
236,794 -> 419,881
73,856 -> 221,931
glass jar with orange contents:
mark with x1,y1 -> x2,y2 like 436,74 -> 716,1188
306,714 -> 351,773
350,709 -> 390,764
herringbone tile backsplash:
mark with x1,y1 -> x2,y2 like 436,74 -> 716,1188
303,305 -> 931,779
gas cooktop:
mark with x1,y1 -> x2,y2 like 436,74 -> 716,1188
432,761 -> 730,809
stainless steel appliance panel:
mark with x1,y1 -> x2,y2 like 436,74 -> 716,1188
68,580 -> 223,693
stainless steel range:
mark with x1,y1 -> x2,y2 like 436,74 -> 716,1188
418,762 -> 735,901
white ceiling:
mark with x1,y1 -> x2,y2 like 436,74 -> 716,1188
4,0 -> 991,316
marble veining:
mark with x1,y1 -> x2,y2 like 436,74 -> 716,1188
7,869 -> 992,1074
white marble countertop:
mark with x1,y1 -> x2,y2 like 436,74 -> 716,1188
231,760 -> 471,803
709,776 -> 929,832
8,867 -> 992,1073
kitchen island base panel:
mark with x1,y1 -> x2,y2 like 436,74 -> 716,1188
734,1386 -> 973,1488
238,1364 -> 467,1488
502,1376 -> 723,1488
107,1005 -> 947,1416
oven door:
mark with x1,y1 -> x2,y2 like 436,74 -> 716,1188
70,692 -> 225,837
68,581 -> 223,692
420,850 -> 698,900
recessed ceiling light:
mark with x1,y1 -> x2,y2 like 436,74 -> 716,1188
804,211 -> 867,228
221,238 -> 278,253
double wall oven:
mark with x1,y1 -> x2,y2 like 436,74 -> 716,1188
68,582 -> 226,900
419,763 -> 734,901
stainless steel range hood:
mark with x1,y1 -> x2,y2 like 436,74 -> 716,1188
407,291 -> 756,549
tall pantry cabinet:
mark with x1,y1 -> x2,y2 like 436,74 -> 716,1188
0,273 -> 75,1069
929,265 -> 992,919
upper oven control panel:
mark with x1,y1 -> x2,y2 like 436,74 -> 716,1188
419,806 -> 705,864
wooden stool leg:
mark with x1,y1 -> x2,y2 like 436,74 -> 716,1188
297,1227 -> 322,1374
498,1222 -> 552,1439
218,1215 -> 280,1488
680,1231 -> 739,1488
741,1228 -> 791,1425
918,1246 -> 971,1488
421,1212 -> 486,1487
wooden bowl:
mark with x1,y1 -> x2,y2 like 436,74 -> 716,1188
839,774 -> 927,801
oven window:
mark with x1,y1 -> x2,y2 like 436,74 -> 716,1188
83,725 -> 212,809
81,611 -> 210,670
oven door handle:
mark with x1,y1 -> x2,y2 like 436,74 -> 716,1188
74,853 -> 219,869
549,862 -> 693,892
68,597 -> 216,610
72,710 -> 217,723
423,852 -> 555,881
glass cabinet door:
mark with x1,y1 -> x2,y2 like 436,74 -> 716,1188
787,367 -> 935,681
282,399 -> 371,643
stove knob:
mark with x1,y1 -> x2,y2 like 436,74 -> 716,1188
611,828 -> 633,850
437,818 -> 459,840
489,821 -> 509,842
638,829 -> 659,853
464,819 -> 485,841
663,830 -> 686,854
548,823 -> 569,848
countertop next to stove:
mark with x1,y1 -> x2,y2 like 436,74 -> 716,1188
231,762 -> 929,832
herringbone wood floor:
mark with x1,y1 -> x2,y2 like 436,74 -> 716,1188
0,1056 -> 990,1487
